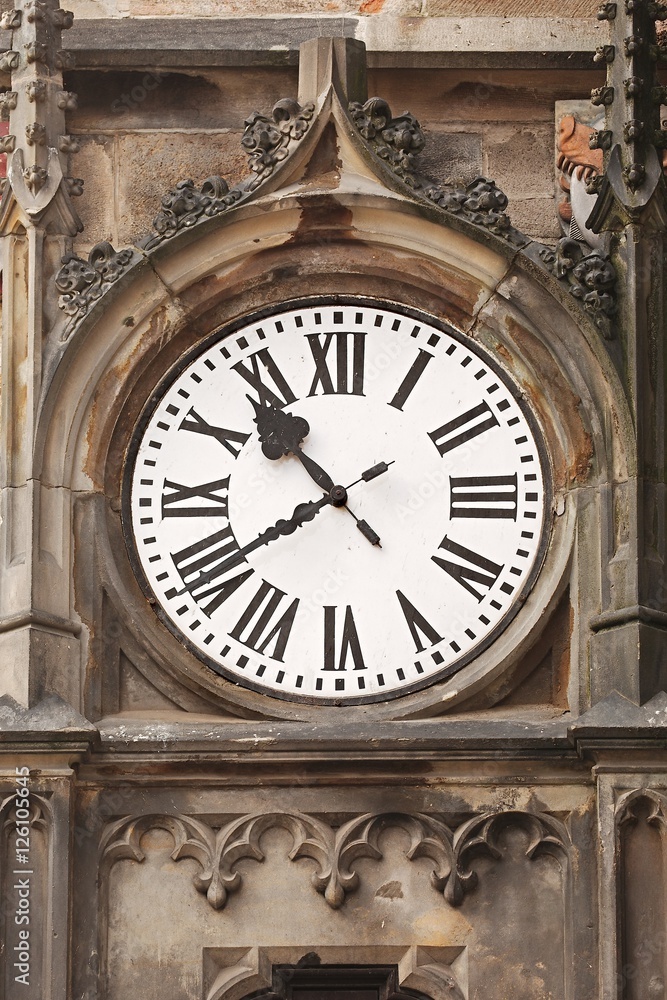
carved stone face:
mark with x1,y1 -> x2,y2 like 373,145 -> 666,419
123,300 -> 549,705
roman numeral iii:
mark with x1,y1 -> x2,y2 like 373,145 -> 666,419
449,474 -> 518,520
429,400 -> 499,456
306,332 -> 366,396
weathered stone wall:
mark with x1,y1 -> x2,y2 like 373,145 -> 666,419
69,65 -> 601,252
66,1 -> 600,18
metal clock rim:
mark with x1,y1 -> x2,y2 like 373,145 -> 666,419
120,295 -> 554,708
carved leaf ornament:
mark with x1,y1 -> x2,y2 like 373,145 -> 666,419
54,241 -> 136,340
54,79 -> 619,340
100,809 -> 570,913
538,238 -> 617,339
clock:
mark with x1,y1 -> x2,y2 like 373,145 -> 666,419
122,299 -> 550,705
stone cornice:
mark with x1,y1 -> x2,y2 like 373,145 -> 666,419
0,16 -> 608,72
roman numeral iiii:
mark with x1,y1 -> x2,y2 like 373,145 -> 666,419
432,536 -> 503,601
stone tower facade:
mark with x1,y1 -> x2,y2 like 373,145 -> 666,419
0,3 -> 666,999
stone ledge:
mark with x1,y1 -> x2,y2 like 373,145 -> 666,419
27,17 -> 606,70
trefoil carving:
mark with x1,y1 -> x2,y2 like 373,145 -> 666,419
616,787 -> 667,826
55,241 -> 137,340
101,808 -> 569,914
449,809 -> 570,904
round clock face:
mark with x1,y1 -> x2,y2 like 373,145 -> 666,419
124,300 -> 549,704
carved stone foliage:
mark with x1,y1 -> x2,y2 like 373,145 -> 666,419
144,98 -> 314,250
538,237 -> 617,339
0,0 -> 82,231
100,808 -> 570,913
242,98 -> 315,190
348,97 -> 515,240
152,176 -> 242,240
348,97 -> 425,184
54,241 -> 137,340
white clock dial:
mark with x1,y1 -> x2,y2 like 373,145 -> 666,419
124,300 -> 549,704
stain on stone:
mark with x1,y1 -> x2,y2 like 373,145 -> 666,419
359,0 -> 386,11
375,880 -> 404,899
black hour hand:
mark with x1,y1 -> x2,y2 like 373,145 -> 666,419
249,398 -> 309,460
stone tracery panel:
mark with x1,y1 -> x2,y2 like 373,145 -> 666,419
100,808 -> 571,912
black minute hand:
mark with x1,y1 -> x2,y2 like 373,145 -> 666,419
175,460 -> 394,596
176,494 -> 331,597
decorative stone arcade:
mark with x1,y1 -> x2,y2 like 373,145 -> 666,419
0,4 -> 665,1000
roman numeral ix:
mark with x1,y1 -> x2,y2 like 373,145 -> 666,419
306,332 -> 366,397
161,476 -> 230,518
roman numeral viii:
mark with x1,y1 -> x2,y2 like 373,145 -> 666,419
306,333 -> 366,397
162,476 -> 230,518
432,536 -> 503,602
429,400 -> 499,456
179,408 -> 250,459
322,606 -> 366,671
232,347 -> 297,409
450,474 -> 518,520
169,525 -> 252,617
